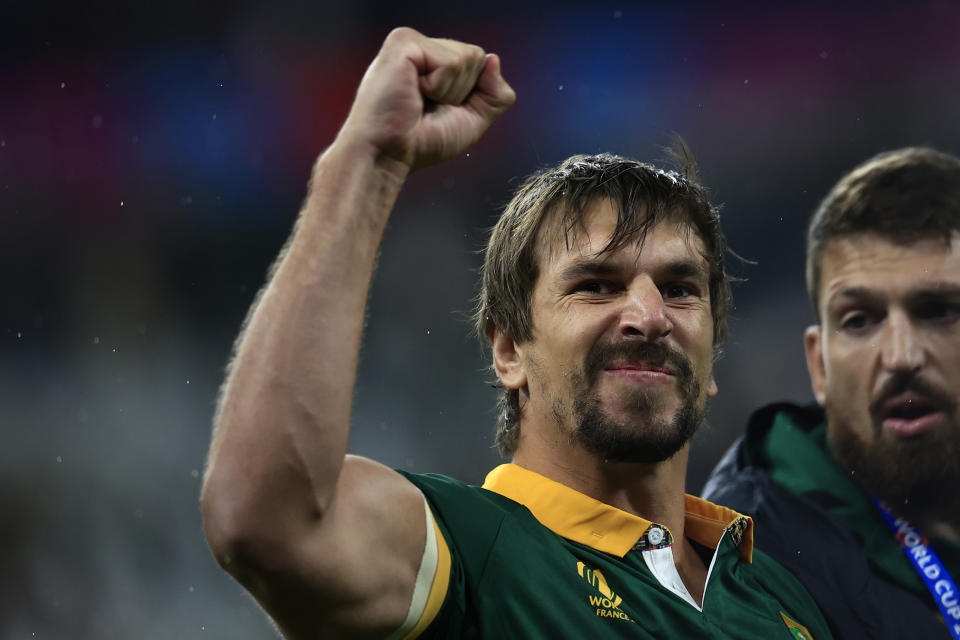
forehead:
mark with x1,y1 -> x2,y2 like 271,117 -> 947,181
819,232 -> 960,303
536,198 -> 707,270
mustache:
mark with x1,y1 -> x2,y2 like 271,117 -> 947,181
869,372 -> 957,420
584,340 -> 694,387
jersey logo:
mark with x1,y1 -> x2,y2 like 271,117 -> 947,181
577,562 -> 632,622
779,611 -> 814,640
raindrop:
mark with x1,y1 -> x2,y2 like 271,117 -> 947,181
212,113 -> 217,120
613,10 -> 622,19
93,336 -> 100,344
186,379 -> 191,385
131,135 -> 139,144
56,455 -> 62,463
191,469 -> 200,478
60,81 -> 66,88
91,115 -> 103,129
743,79 -> 749,85
188,585 -> 195,593
120,201 -> 124,207
17,331 -> 21,338
426,330 -> 431,335
558,85 -> 564,91
819,50 -> 828,59
1,140 -> 5,147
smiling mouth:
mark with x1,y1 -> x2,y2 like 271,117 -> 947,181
603,362 -> 676,383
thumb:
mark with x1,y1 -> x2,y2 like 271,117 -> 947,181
468,54 -> 517,120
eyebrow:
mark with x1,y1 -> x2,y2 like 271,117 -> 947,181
556,258 -> 708,284
827,283 -> 960,308
557,260 -> 623,283
911,283 -> 960,299
827,287 -> 882,307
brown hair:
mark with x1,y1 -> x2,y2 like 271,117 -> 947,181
474,151 -> 730,456
806,147 -> 960,317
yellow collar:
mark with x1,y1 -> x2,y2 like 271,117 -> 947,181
482,463 -> 753,563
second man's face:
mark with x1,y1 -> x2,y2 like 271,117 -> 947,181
514,199 -> 718,464
806,232 -> 960,509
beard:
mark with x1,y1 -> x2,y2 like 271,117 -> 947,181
558,340 -> 704,464
828,373 -> 960,525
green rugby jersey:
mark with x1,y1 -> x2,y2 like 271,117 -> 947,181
389,464 -> 831,639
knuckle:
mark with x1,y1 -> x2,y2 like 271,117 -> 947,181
468,44 -> 486,61
385,26 -> 418,45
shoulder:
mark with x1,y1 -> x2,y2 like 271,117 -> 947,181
397,471 -> 527,566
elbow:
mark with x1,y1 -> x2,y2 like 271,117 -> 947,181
200,466 -> 312,579
200,472 -> 250,572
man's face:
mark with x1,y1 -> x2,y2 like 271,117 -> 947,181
806,233 -> 960,514
507,199 -> 718,464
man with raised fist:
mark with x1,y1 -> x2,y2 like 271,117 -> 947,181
201,28 -> 830,639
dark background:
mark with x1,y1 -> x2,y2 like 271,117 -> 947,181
4,2 -> 960,637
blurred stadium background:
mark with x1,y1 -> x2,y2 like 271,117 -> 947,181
3,1 -> 960,637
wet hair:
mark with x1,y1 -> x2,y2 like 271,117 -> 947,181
806,147 -> 960,317
474,150 -> 729,456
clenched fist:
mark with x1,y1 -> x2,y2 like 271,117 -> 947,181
336,27 -> 516,173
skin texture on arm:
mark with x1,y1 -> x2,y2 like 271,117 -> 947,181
200,27 -> 515,639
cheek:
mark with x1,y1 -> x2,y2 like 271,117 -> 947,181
823,354 -> 864,394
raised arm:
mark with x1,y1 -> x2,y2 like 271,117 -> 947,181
200,27 -> 515,639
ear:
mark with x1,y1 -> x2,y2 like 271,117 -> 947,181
804,325 -> 827,406
491,330 -> 527,390
706,375 -> 718,399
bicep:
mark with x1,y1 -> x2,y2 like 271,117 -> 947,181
239,456 -> 441,639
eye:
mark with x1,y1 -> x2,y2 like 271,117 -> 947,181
839,311 -> 876,332
662,283 -> 699,299
573,280 -> 619,295
914,300 -> 960,323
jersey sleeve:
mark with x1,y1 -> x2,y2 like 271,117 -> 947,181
392,471 -> 515,638
385,497 -> 452,639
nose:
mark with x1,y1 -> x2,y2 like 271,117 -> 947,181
618,279 -> 673,341
880,311 -> 925,373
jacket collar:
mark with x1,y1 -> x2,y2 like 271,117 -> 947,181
750,402 -> 960,591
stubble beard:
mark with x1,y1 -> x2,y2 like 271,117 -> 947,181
560,341 -> 705,464
828,374 -> 960,529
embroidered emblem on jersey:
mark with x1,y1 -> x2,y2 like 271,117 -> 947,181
779,611 -> 814,640
577,562 -> 633,622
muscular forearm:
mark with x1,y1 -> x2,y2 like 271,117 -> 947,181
201,139 -> 408,546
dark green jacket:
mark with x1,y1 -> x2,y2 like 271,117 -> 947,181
703,402 -> 960,639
